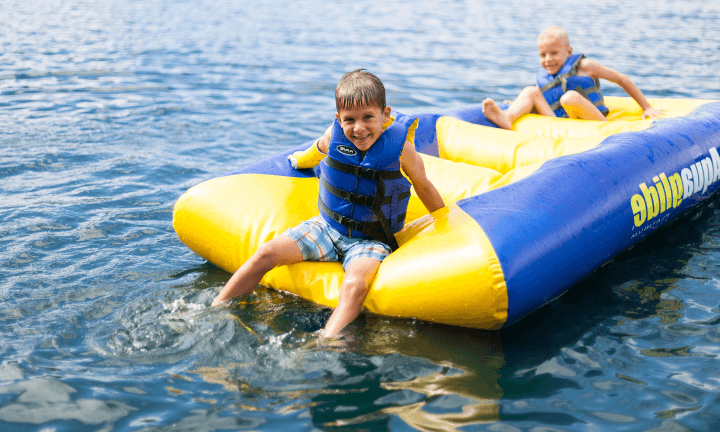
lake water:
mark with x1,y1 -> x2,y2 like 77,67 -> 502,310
2,0 -> 720,431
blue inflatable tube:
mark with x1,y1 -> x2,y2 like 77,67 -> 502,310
462,102 -> 720,325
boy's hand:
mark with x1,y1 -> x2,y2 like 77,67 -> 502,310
642,107 -> 666,120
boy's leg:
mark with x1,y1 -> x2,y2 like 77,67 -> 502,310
560,90 -> 607,121
483,86 -> 555,130
211,235 -> 303,306
323,256 -> 382,337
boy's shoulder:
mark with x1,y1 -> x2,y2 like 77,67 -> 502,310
577,55 -> 594,65
576,56 -> 605,77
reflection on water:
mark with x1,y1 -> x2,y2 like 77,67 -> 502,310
0,378 -> 136,425
185,318 -> 505,431
364,323 -> 504,431
1,0 -> 720,430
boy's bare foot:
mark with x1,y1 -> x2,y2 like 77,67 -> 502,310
482,98 -> 513,130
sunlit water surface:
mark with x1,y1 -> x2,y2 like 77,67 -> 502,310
1,0 -> 720,431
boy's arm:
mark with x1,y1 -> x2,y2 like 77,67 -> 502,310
579,59 -> 665,119
288,124 -> 332,169
399,140 -> 445,213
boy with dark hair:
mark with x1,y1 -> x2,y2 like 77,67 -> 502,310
212,70 -> 445,337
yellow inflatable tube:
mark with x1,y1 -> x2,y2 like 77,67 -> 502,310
174,97 -> 719,329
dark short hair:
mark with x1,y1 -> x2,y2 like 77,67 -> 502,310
335,69 -> 386,112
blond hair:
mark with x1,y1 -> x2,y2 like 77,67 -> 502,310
538,26 -> 570,47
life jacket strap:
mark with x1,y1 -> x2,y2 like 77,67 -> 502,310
325,157 -> 404,181
318,199 -> 401,250
320,177 -> 410,208
575,86 -> 605,106
320,177 -> 376,207
369,176 -> 399,250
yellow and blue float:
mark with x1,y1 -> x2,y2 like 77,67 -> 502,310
173,97 -> 720,330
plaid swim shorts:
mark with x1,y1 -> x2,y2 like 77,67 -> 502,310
283,216 -> 392,270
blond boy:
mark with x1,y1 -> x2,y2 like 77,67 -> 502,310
482,26 -> 664,130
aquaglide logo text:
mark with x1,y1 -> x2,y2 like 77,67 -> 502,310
631,147 -> 720,228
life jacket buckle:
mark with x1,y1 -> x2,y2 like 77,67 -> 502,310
356,166 -> 380,180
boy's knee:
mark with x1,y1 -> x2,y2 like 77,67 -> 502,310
339,257 -> 381,302
339,273 -> 370,300
560,90 -> 582,105
521,86 -> 542,97
253,242 -> 284,269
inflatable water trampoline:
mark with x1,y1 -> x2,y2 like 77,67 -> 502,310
173,96 -> 720,330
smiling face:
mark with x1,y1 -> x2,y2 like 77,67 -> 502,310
335,103 -> 392,151
537,35 -> 572,76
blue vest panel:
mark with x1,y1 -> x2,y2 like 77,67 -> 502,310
318,115 -> 414,248
537,54 -> 609,118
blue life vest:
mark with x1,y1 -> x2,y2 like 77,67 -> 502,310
536,54 -> 609,118
318,115 -> 414,250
